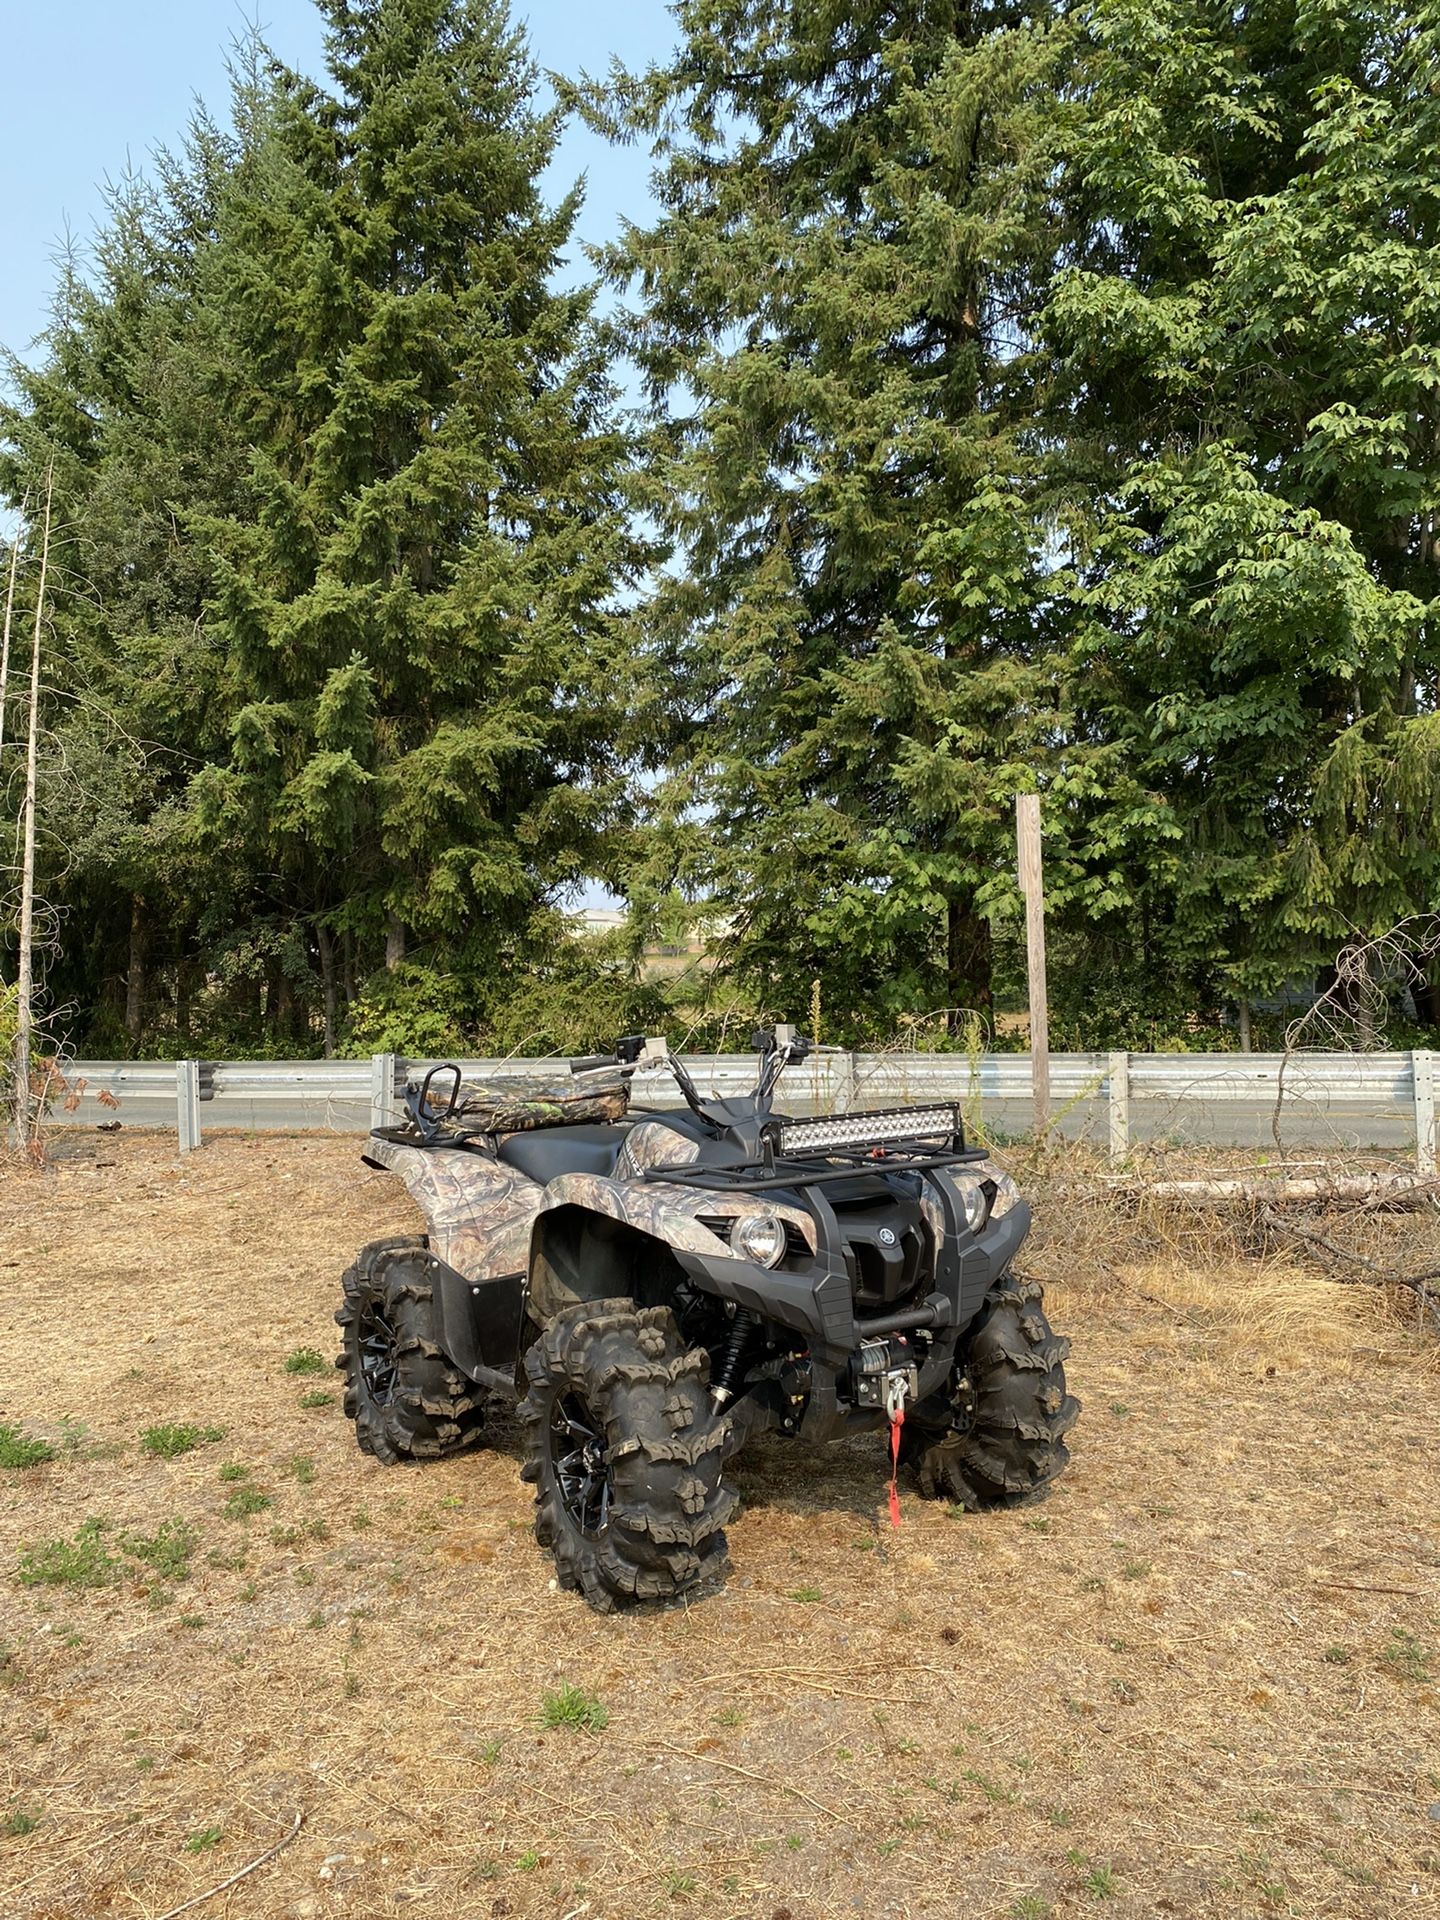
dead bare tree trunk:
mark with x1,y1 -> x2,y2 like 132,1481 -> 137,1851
0,507 -> 24,771
175,954 -> 197,1048
14,468 -> 53,1149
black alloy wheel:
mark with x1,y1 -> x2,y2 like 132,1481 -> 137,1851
356,1296 -> 400,1407
335,1239 -> 487,1464
550,1391 -> 613,1536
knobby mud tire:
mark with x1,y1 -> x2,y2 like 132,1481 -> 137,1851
335,1237 -> 485,1465
904,1271 -> 1079,1507
519,1299 -> 735,1612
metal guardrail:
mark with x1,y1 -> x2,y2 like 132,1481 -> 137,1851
51,1049 -> 1438,1171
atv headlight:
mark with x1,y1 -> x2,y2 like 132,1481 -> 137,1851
965,1159 -> 1021,1222
952,1176 -> 990,1233
732,1212 -> 787,1268
950,1161 -> 1022,1232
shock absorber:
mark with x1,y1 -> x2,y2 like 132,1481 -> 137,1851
710,1309 -> 758,1410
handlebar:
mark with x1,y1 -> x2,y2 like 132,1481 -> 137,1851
566,1027 -> 810,1124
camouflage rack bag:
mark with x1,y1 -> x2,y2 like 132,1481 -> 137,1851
417,1068 -> 630,1135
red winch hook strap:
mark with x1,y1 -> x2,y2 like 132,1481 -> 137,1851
887,1404 -> 904,1530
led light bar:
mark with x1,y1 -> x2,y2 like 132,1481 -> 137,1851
774,1104 -> 961,1156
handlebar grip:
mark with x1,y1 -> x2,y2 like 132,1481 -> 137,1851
568,1054 -> 615,1074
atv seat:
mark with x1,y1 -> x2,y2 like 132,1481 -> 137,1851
495,1124 -> 629,1185
415,1066 -> 630,1135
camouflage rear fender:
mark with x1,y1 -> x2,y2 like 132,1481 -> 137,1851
365,1136 -> 540,1281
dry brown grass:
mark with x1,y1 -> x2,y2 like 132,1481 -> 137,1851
1,1133 -> 1438,1920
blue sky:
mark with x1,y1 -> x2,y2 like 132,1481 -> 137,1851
0,0 -> 677,361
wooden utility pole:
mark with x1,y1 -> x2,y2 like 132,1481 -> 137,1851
14,468 -> 53,1149
1016,792 -> 1049,1137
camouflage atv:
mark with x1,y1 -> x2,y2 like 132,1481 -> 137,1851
336,1028 -> 1078,1611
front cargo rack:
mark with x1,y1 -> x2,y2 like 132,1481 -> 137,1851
641,1104 -> 983,1191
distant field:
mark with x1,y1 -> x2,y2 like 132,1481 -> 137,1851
1,1135 -> 1437,1919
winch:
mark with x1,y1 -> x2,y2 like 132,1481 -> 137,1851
847,1334 -> 919,1411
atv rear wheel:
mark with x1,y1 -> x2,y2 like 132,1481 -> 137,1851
519,1299 -> 735,1612
335,1238 -> 485,1465
904,1272 -> 1079,1507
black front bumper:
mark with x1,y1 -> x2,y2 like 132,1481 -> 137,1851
674,1190 -> 1032,1364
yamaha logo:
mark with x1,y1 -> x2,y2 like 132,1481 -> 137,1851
878,1227 -> 897,1246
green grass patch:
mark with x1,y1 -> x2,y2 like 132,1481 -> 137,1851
960,1767 -> 1018,1806
1381,1627 -> 1433,1683
184,1826 -> 222,1853
17,1518 -> 119,1590
298,1390 -> 334,1410
286,1455 -> 316,1486
3,1806 -> 39,1837
0,1424 -> 56,1470
269,1517 -> 329,1548
283,1349 -> 327,1376
538,1683 -> 608,1732
139,1424 -> 223,1460
123,1520 -> 198,1583
222,1488 -> 272,1521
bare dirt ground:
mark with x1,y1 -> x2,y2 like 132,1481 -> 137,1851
1,1133 -> 1437,1920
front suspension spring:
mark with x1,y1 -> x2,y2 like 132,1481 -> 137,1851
711,1309 -> 758,1408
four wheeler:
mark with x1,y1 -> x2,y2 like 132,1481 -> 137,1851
335,1028 -> 1079,1610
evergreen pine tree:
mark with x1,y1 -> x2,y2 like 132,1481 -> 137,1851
0,119 -> 255,1048
190,0 -> 644,1036
597,0 -> 1152,1034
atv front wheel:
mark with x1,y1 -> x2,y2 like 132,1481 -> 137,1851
904,1272 -> 1079,1507
519,1300 -> 735,1612
335,1238 -> 485,1464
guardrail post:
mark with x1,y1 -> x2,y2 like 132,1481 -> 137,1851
177,1060 -> 202,1153
1108,1050 -> 1129,1163
1415,1049 -> 1436,1177
371,1053 -> 400,1132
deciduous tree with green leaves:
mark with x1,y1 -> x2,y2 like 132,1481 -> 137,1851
1046,0 -> 1440,1013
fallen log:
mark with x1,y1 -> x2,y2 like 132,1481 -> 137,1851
1100,1172 -> 1438,1210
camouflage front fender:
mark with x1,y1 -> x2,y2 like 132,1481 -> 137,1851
528,1169 -> 818,1325
534,1161 -> 818,1262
